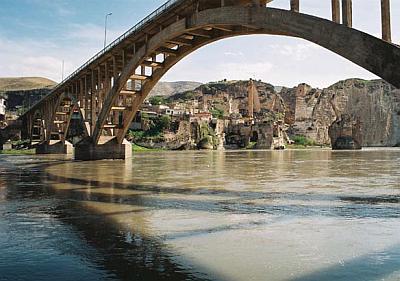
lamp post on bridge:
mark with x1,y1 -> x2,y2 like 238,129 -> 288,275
104,12 -> 112,49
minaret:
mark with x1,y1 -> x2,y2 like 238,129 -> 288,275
253,84 -> 261,114
248,80 -> 254,119
247,79 -> 261,118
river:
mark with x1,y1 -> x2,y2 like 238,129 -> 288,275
0,149 -> 400,281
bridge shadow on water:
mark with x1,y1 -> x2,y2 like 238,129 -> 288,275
54,200 -> 217,281
1,156 -> 219,281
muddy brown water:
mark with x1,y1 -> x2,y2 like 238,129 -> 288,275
0,149 -> 400,281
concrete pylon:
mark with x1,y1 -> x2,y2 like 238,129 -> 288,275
36,140 -> 74,155
291,0 -> 299,12
331,0 -> 340,23
342,0 -> 352,27
381,0 -> 391,42
74,137 -> 132,161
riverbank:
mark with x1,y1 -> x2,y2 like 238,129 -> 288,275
0,149 -> 35,155
132,142 -> 331,152
2,142 -> 395,156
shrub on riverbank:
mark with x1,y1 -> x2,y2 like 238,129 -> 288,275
292,135 -> 317,146
0,149 -> 35,155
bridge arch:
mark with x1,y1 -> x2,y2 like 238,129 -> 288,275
49,94 -> 81,143
30,110 -> 45,144
94,6 -> 400,144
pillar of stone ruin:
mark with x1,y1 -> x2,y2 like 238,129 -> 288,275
331,0 -> 340,23
290,0 -> 299,12
381,0 -> 391,42
342,0 -> 352,27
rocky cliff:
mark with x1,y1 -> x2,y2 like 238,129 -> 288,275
149,81 -> 202,97
168,80 -> 286,119
280,79 -> 400,147
161,79 -> 400,147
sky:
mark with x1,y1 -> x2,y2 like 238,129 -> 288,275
0,0 -> 399,88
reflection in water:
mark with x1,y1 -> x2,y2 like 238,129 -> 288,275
0,149 -> 400,281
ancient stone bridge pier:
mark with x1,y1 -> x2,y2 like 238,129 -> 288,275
21,0 -> 400,160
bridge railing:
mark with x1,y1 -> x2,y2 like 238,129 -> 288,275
53,0 -> 185,93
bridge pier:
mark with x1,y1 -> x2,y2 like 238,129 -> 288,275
381,0 -> 391,42
74,137 -> 132,161
342,0 -> 352,27
290,0 -> 299,12
36,140 -> 74,155
331,0 -> 340,23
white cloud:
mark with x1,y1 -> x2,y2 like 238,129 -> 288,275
0,37 -> 60,80
217,62 -> 274,80
0,35 -> 96,82
67,23 -> 122,43
223,51 -> 244,58
28,0 -> 75,17
277,43 -> 319,61
0,20 -> 126,83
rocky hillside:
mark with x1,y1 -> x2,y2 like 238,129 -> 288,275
167,80 -> 286,119
0,77 -> 56,92
280,79 -> 400,146
149,81 -> 202,97
166,79 -> 400,147
0,77 -> 56,113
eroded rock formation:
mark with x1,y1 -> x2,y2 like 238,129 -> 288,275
281,79 -> 400,146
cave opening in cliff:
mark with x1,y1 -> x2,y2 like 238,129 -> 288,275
250,131 -> 259,142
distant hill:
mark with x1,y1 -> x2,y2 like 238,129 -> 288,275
0,77 -> 56,92
149,81 -> 202,97
0,78 -> 200,97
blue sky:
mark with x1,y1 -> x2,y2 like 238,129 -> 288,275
1,0 -> 399,88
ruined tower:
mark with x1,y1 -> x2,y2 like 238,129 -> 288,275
247,79 -> 261,119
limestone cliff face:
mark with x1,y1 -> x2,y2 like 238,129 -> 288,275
281,79 -> 400,146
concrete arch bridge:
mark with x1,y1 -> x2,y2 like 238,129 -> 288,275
21,0 -> 400,160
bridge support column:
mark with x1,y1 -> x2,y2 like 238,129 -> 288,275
36,140 -> 74,155
290,0 -> 299,12
74,137 -> 132,161
342,0 -> 352,27
331,0 -> 340,23
381,0 -> 391,42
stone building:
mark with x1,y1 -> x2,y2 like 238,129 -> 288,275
0,97 -> 5,121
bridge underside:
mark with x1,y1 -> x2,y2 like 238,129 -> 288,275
23,1 -> 400,160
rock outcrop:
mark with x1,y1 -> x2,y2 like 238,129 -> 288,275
280,79 -> 400,147
149,81 -> 202,97
167,80 -> 286,119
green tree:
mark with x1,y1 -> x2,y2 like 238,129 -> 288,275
210,108 -> 224,119
148,115 -> 171,136
149,96 -> 166,105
